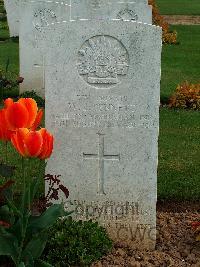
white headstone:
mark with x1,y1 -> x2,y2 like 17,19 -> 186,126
44,20 -> 162,249
19,0 -> 151,97
71,0 -> 152,24
19,0 -> 70,97
4,0 -> 20,37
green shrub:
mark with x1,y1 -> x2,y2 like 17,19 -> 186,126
0,68 -> 19,100
0,14 -> 6,22
0,21 -> 8,30
42,217 -> 113,267
19,90 -> 45,107
0,0 -> 6,13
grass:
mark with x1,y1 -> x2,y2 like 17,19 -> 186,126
0,111 -> 45,196
0,38 -> 19,97
158,108 -> 200,200
0,142 -> 45,196
161,25 -> 200,103
0,21 -> 9,40
0,39 -> 19,74
156,0 -> 200,15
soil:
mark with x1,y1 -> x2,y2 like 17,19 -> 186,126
162,15 -> 200,25
0,201 -> 199,267
92,201 -> 200,267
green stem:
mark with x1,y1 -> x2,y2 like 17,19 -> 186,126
0,82 -> 3,102
17,157 -> 27,265
5,141 -> 8,164
16,214 -> 29,266
21,157 -> 26,211
28,159 -> 31,211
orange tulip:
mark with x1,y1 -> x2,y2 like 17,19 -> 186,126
31,109 -> 43,131
0,109 -> 13,141
38,128 -> 54,159
11,128 -> 43,157
11,128 -> 54,159
4,98 -> 43,131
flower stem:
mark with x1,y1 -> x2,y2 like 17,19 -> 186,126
17,157 -> 29,265
21,157 -> 26,211
5,141 -> 8,163
28,159 -> 31,211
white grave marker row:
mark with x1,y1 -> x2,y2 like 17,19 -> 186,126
4,0 -> 152,97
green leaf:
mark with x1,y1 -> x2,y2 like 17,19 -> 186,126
30,178 -> 40,204
0,163 -> 15,178
18,262 -> 25,267
23,232 -> 48,260
35,259 -> 54,267
9,217 -> 23,242
22,178 -> 40,213
0,180 -> 14,200
0,229 -> 18,263
5,58 -> 10,73
5,196 -> 22,217
27,204 -> 70,233
0,205 -> 15,225
21,250 -> 34,267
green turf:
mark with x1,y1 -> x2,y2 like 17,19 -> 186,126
0,29 -> 9,40
0,143 -> 45,197
0,38 -> 19,97
156,0 -> 200,15
161,25 -> 200,103
0,39 -> 19,73
158,108 -> 200,200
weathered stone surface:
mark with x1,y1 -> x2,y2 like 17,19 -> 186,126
19,0 -> 151,97
19,0 -> 70,97
44,20 -> 162,249
4,0 -> 20,36
71,0 -> 152,24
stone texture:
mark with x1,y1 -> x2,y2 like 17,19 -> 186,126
4,0 -> 20,36
44,20 -> 162,249
19,0 -> 151,97
19,0 -> 70,97
71,0 -> 152,24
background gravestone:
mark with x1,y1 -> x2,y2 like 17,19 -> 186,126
19,0 -> 151,97
44,20 -> 162,249
71,0 -> 152,24
19,0 -> 70,97
4,0 -> 20,37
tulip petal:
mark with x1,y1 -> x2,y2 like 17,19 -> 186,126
5,103 -> 29,130
46,134 -> 54,159
31,109 -> 43,131
0,109 -> 12,141
4,98 -> 13,108
38,128 -> 54,159
18,98 -> 38,128
11,128 -> 29,157
25,131 -> 43,157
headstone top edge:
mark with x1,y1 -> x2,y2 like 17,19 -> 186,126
44,19 -> 161,30
20,0 -> 70,6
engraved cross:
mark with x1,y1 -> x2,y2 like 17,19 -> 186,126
83,133 -> 120,195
